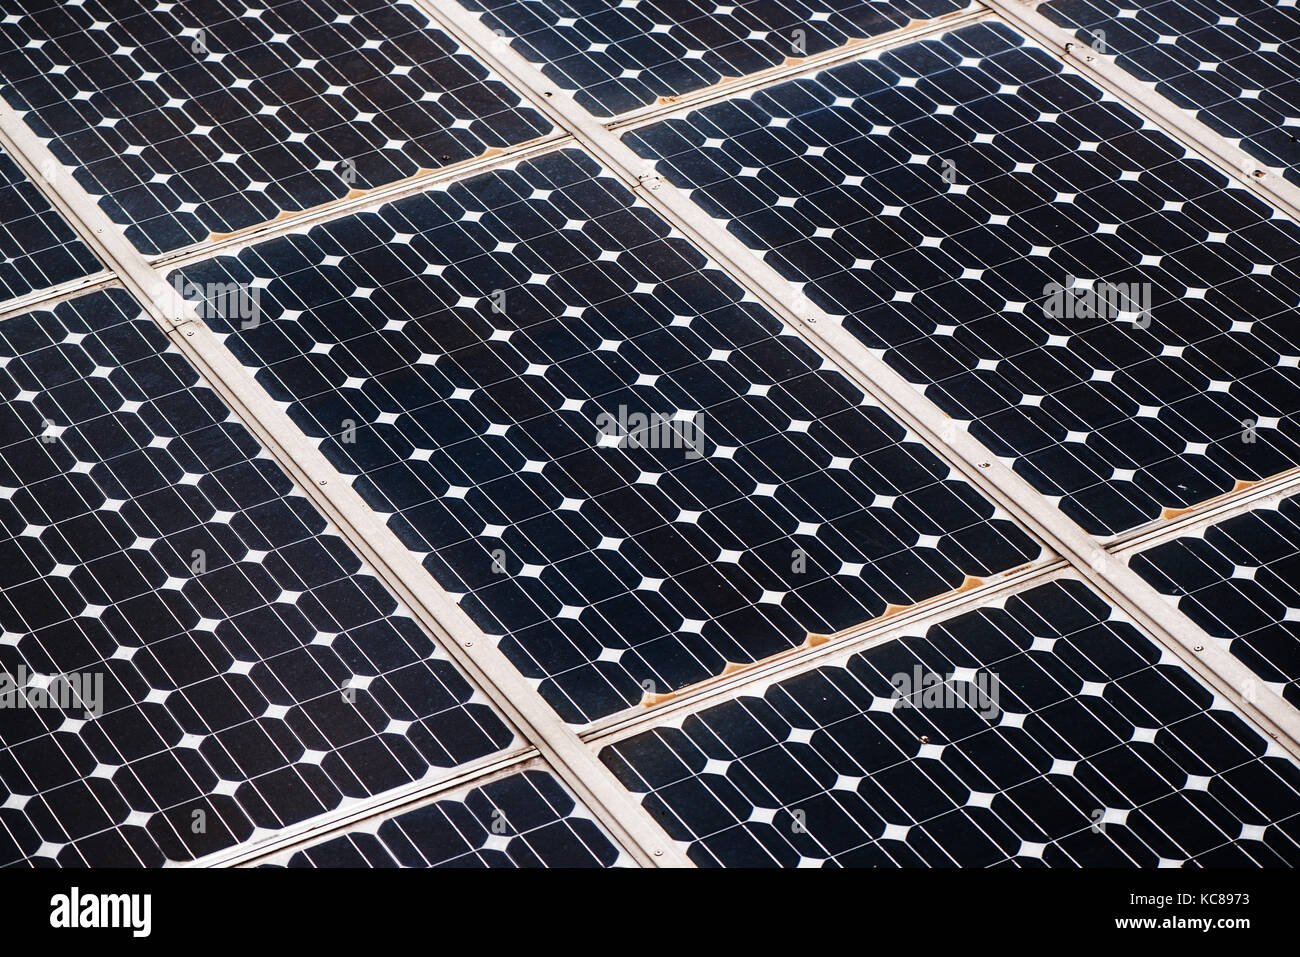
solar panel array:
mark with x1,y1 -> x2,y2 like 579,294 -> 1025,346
0,287 -> 513,866
0,0 -> 1298,868
623,21 -> 1300,537
1131,493 -> 1300,711
173,147 -> 1040,723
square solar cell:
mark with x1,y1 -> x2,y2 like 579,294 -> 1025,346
0,148 -> 101,303
1131,493 -> 1300,711
601,577 -> 1300,867
0,0 -> 553,255
622,19 -> 1300,537
1041,0 -> 1300,186
274,768 -> 625,866
457,0 -> 972,116
174,147 -> 1042,724
0,287 -> 514,867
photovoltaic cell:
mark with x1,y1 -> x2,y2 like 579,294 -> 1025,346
0,148 -> 101,302
276,768 -> 624,866
0,0 -> 553,255
0,288 -> 513,867
457,0 -> 971,116
1131,494 -> 1300,711
601,577 -> 1300,867
623,20 -> 1300,538
174,147 -> 1041,724
1040,0 -> 1300,185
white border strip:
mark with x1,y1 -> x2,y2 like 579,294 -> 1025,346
198,746 -> 537,868
1106,470 -> 1300,553
246,754 -> 636,869
0,270 -> 116,323
1114,473 -> 1300,561
151,132 -> 572,271
585,564 -> 1300,760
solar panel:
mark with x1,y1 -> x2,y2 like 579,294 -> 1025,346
0,0 -> 554,255
622,20 -> 1300,538
0,148 -> 101,302
458,0 -> 972,116
1040,0 -> 1300,185
272,767 -> 625,866
0,287 -> 514,867
601,577 -> 1300,867
1131,494 -> 1300,711
172,147 -> 1043,724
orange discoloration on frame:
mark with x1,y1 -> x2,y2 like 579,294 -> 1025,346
803,574 -> 986,642
637,575 -> 987,706
648,8 -> 978,108
205,169 -> 436,242
638,638 -> 824,706
202,142 -> 518,243
201,148 -> 533,243
1159,469 -> 1300,521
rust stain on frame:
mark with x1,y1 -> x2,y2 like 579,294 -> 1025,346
638,574 -> 987,706
650,7 -> 980,106
204,146 -> 508,243
1159,467 -> 1300,521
